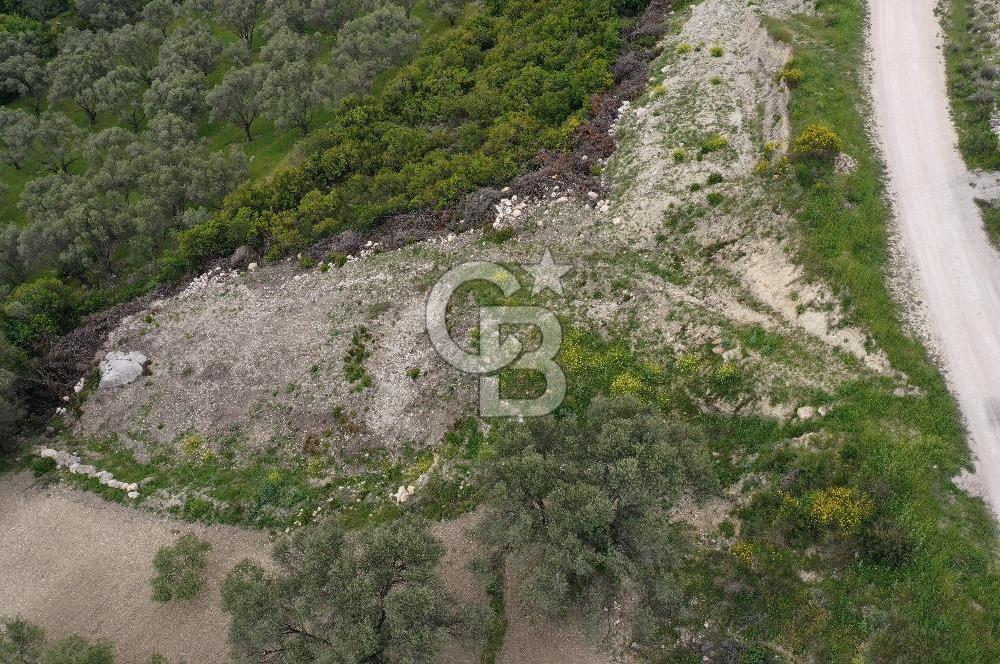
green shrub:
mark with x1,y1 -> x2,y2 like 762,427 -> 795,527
779,65 -> 804,87
791,124 -> 842,161
706,172 -> 724,185
170,0 -> 633,273
40,635 -> 115,664
0,616 -> 45,662
700,133 -> 729,154
1,277 -> 79,351
861,517 -> 916,567
710,45 -> 724,57
30,456 -> 57,477
151,533 -> 212,602
676,42 -> 692,55
672,147 -> 688,162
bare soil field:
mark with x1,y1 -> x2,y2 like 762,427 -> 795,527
0,472 -> 270,663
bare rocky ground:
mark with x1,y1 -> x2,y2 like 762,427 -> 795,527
6,0 -> 936,660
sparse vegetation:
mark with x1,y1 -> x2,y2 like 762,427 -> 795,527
978,199 -> 1000,248
700,132 -> 729,153
344,325 -> 373,390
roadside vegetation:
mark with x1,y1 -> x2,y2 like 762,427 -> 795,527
941,0 -> 1000,170
755,0 -> 1000,659
978,198 -> 1000,247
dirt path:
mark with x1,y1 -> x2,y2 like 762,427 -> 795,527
0,472 -> 270,663
870,0 -> 1000,514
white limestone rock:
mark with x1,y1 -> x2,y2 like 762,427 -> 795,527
98,351 -> 148,390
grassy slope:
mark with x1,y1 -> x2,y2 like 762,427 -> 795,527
746,0 -> 1000,660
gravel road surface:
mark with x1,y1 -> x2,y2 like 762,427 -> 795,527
871,0 -> 1000,514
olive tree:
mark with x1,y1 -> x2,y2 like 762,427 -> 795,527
217,0 -> 264,49
107,22 -> 164,83
154,21 -> 222,76
75,0 -> 145,29
32,111 -> 84,173
260,59 -> 331,134
425,0 -> 462,25
143,67 -> 208,122
0,108 -> 37,170
262,0 -> 360,36
330,3 -> 420,97
0,33 -> 48,114
221,514 -> 462,663
94,66 -> 145,130
141,0 -> 177,36
46,30 -> 108,124
257,28 -> 330,134
478,396 -> 717,621
207,63 -> 265,141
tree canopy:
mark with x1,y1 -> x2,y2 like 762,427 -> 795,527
221,514 -> 460,663
478,396 -> 716,629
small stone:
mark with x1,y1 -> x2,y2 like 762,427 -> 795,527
247,262 -> 258,271
127,491 -> 140,499
796,406 -> 817,420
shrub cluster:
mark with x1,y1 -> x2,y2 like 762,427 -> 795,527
791,123 -> 842,162
172,0 -> 631,268
150,532 -> 212,602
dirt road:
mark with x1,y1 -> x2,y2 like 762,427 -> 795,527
870,0 -> 1000,514
0,473 -> 270,663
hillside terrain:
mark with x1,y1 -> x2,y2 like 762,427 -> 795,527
3,0 -> 1000,662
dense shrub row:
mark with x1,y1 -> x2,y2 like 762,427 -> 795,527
169,0 -> 628,270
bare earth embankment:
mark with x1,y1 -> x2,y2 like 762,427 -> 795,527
871,0 -> 1000,513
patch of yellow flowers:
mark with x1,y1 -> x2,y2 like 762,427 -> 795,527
808,486 -> 873,534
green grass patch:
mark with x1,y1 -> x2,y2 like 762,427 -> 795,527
750,1 -> 1000,659
977,199 -> 1000,249
941,0 -> 1000,171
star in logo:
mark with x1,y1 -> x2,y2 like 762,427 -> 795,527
524,249 -> 570,296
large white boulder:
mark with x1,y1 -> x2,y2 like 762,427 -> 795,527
98,351 -> 148,390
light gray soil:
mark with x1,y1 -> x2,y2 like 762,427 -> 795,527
0,472 -> 270,663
